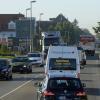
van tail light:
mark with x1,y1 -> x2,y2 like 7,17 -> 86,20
43,90 -> 55,96
76,91 -> 86,96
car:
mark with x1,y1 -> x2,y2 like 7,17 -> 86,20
0,59 -> 12,80
45,46 -> 80,78
36,76 -> 87,100
27,52 -> 43,66
11,56 -> 32,73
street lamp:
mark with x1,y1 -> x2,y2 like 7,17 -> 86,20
30,0 -> 36,52
26,8 -> 31,18
26,8 -> 31,52
39,13 -> 44,51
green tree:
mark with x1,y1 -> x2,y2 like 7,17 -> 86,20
93,22 -> 100,38
47,17 -> 91,45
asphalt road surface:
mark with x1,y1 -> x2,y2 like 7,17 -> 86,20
0,54 -> 100,100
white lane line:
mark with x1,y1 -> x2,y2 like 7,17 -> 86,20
0,80 -> 31,99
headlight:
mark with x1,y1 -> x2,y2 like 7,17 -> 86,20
23,65 -> 27,67
1,69 -> 8,74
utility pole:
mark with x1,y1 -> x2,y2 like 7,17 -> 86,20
26,8 -> 31,53
39,13 -> 44,51
30,0 -> 36,52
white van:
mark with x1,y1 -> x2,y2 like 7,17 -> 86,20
45,46 -> 80,78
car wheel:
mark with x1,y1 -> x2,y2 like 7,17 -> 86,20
5,77 -> 9,80
40,96 -> 44,100
37,92 -> 42,100
28,69 -> 32,73
5,76 -> 10,80
9,75 -> 13,80
6,75 -> 13,80
28,66 -> 32,73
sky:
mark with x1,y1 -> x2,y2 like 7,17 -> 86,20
0,0 -> 100,34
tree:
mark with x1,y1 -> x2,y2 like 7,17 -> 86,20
72,19 -> 78,27
93,22 -> 100,38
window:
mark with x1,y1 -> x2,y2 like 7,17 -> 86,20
28,53 -> 41,57
8,21 -> 16,29
49,58 -> 76,70
47,78 -> 81,90
0,60 -> 8,68
44,38 -> 60,46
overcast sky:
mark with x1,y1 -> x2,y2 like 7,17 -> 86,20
0,0 -> 100,34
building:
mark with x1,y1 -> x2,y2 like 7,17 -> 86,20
0,14 -> 24,47
16,17 -> 36,52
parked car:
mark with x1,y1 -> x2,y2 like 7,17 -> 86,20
11,56 -> 32,73
36,76 -> 87,100
27,52 -> 43,66
0,59 -> 12,80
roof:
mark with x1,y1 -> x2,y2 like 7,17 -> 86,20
0,14 -> 24,31
47,46 -> 79,58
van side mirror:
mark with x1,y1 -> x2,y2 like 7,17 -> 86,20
34,82 -> 42,87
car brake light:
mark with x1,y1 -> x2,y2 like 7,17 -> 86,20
76,92 -> 86,96
43,90 -> 55,96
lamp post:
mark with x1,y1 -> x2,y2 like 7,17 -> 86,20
26,8 -> 30,18
39,13 -> 44,51
30,0 -> 36,52
26,8 -> 31,52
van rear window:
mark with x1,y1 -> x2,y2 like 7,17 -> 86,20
49,58 -> 76,70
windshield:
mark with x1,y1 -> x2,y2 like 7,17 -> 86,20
28,53 -> 41,57
44,38 -> 60,46
47,78 -> 82,90
49,58 -> 76,70
0,60 -> 8,68
12,57 -> 28,62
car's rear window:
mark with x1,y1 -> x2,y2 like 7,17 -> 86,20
47,78 -> 82,90
12,57 -> 28,62
49,58 -> 76,70
28,53 -> 40,57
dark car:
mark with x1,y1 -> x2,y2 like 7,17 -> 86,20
11,56 -> 32,73
0,59 -> 12,80
36,77 -> 87,100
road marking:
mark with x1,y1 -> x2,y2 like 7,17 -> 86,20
0,80 -> 31,99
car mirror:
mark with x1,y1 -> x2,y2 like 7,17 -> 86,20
82,83 -> 86,87
34,82 -> 42,87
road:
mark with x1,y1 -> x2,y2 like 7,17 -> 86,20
80,55 -> 100,100
0,54 -> 100,100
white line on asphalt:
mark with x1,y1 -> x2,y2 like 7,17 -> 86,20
0,80 -> 31,99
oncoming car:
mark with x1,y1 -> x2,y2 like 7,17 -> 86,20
0,59 -> 12,80
11,56 -> 32,73
27,52 -> 43,66
36,76 -> 87,100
